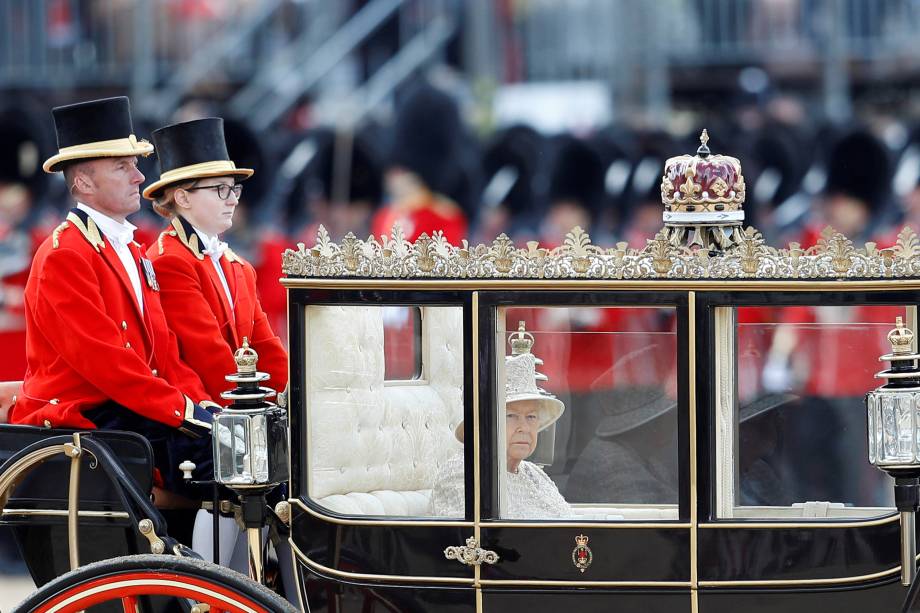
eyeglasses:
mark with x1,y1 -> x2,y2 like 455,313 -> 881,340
185,183 -> 243,200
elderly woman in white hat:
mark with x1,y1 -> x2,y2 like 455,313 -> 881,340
429,322 -> 570,519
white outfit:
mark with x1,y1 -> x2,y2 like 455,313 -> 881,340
77,203 -> 143,313
428,453 -> 571,519
191,224 -> 233,309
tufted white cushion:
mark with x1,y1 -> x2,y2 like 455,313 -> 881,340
305,305 -> 464,516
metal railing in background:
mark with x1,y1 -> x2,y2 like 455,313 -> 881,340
509,0 -> 920,121
4,0 -> 920,126
0,1 -> 296,92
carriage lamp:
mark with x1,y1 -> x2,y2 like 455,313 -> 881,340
214,338 -> 289,584
214,338 -> 289,487
866,317 -> 920,586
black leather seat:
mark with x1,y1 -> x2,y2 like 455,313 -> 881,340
0,424 -> 156,586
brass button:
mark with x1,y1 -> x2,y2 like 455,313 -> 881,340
43,420 -> 51,428
151,369 -> 158,377
49,398 -> 59,405
174,410 -> 181,417
125,342 -> 131,349
121,321 -> 127,330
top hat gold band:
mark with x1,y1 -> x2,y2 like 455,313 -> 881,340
57,134 -> 148,156
143,159 -> 253,200
159,160 -> 239,182
43,134 -> 153,173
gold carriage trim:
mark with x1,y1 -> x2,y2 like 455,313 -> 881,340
281,224 -> 920,281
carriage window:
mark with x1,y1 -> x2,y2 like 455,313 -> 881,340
715,304 -> 913,519
494,306 -> 679,521
303,305 -> 464,517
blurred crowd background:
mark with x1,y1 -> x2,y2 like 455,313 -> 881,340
3,0 -> 920,572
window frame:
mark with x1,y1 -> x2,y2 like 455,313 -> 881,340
288,288 -> 475,522
697,289 -> 919,522
478,290 -> 691,523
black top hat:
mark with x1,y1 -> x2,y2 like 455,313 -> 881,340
595,387 -> 796,438
43,96 -> 153,173
143,117 -> 253,200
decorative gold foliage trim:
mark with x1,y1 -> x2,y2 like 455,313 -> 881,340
282,224 -> 920,281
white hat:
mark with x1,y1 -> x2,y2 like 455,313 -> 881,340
455,322 -> 565,442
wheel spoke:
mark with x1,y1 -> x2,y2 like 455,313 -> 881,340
121,594 -> 138,613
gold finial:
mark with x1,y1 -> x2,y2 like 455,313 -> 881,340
696,129 -> 711,158
233,337 -> 259,374
509,321 -> 535,355
888,317 -> 914,355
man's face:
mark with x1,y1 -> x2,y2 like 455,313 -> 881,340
506,399 -> 540,465
77,156 -> 144,221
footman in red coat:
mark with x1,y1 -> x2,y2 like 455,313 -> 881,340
9,97 -> 219,495
144,118 -> 287,407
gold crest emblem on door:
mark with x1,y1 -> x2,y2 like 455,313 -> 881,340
572,534 -> 593,573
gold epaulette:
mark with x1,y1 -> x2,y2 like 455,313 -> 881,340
157,229 -> 177,255
170,217 -> 204,260
51,221 -> 70,249
65,211 -> 106,253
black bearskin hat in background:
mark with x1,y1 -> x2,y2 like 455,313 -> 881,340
590,128 -> 636,236
547,134 -> 606,218
741,124 -> 806,228
624,132 -> 680,210
310,130 -> 383,206
480,124 -> 545,224
222,117 -> 269,206
388,82 -> 465,199
823,129 -> 891,212
0,104 -> 51,201
282,128 -> 384,230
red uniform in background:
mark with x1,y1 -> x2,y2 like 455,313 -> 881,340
150,216 -> 287,405
11,208 -> 211,429
370,194 -> 468,245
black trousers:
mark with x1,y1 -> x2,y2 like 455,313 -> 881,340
85,403 -> 214,498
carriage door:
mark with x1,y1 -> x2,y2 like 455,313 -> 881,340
287,290 -> 478,612
475,291 -> 693,613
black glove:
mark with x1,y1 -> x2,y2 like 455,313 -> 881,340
178,399 -> 215,439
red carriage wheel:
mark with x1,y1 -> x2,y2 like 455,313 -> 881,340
11,554 -> 298,613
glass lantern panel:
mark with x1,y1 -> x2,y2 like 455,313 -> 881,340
214,412 -> 259,485
875,392 -> 920,466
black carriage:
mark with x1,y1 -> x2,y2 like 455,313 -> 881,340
275,223 -> 920,613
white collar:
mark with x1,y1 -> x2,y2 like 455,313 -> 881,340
76,203 -> 136,247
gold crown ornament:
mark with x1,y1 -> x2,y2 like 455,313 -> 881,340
659,130 -> 746,250
233,337 -> 260,374
887,317 -> 915,356
509,321 -> 535,356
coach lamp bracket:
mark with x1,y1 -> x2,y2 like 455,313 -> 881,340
866,317 -> 920,593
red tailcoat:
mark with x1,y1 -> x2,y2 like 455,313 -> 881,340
148,217 -> 288,405
11,208 -> 210,429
